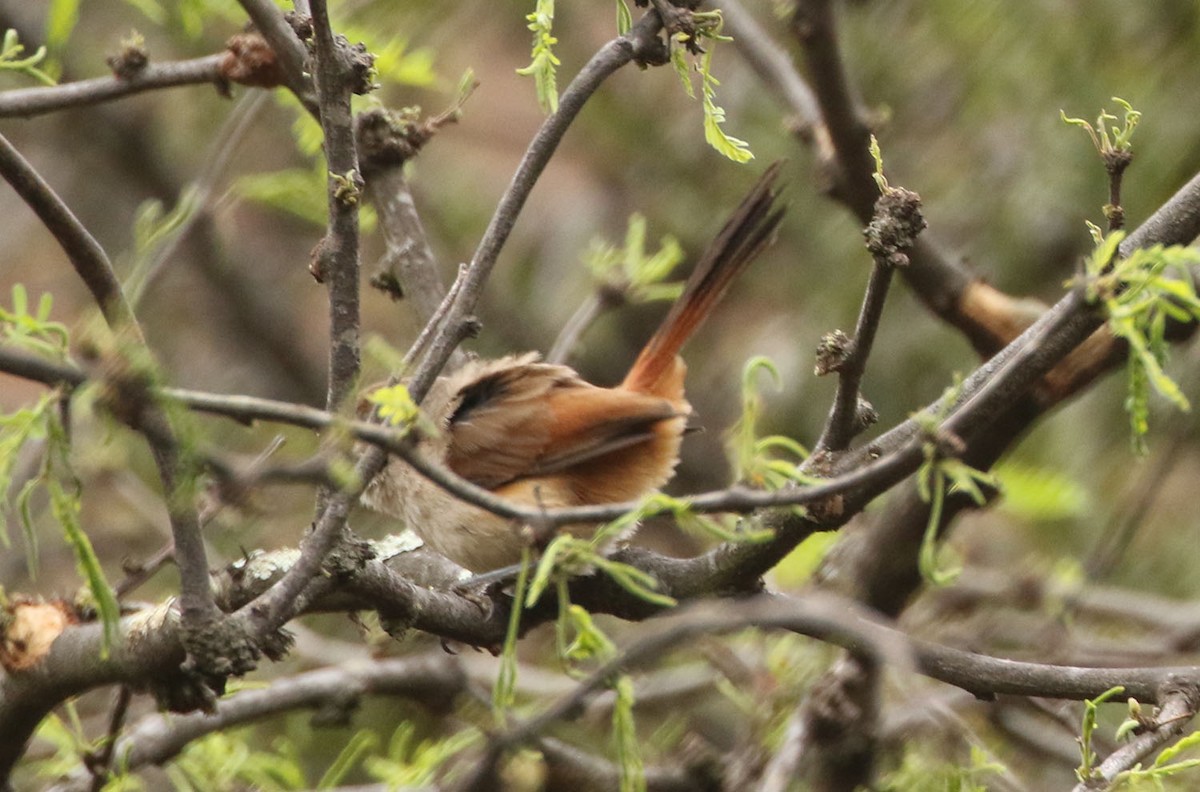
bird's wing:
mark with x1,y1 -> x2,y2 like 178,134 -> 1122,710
445,359 -> 679,490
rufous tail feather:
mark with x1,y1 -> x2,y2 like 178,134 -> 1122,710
622,162 -> 785,395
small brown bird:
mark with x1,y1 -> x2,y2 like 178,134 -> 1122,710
362,164 -> 784,572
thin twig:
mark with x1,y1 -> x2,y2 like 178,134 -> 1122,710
0,133 -> 142,339
547,290 -> 624,365
135,91 -> 270,304
233,0 -> 365,638
1070,688 -> 1199,792
309,0 -> 363,412
85,686 -> 131,792
0,55 -> 225,119
722,0 -> 982,343
404,11 -> 665,405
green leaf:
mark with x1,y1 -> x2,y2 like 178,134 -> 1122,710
318,730 -> 378,789
235,166 -> 333,228
663,11 -> 753,161
1155,728 -> 1200,767
1,284 -> 71,360
516,0 -> 560,113
561,603 -> 617,663
1082,235 -> 1200,451
0,393 -> 54,552
582,213 -> 685,306
616,0 -> 632,35
1077,685 -> 1125,781
44,0 -> 81,54
993,461 -> 1088,522
670,41 -> 694,98
613,675 -> 646,792
772,531 -> 838,589
366,723 -> 481,787
493,548 -> 532,719
364,384 -> 430,434
50,477 -> 120,655
868,134 -> 889,192
917,468 -> 961,586
727,356 -> 811,489
0,28 -> 56,85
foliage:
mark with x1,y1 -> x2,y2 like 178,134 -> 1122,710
167,730 -> 307,791
25,706 -> 96,785
1061,97 -> 1140,159
516,0 -> 560,114
669,11 -> 755,162
0,289 -> 120,651
613,674 -> 645,792
915,448 -> 995,587
0,28 -> 55,85
879,744 -> 1007,792
1077,685 -> 1125,783
364,722 -> 482,788
365,383 -> 436,436
727,356 -> 815,492
124,187 -> 203,307
912,384 -> 997,587
992,459 -> 1089,522
117,0 -> 244,38
583,213 -> 686,305
1114,728 -> 1200,789
493,548 -> 532,718
0,285 -> 70,361
1079,229 -> 1200,453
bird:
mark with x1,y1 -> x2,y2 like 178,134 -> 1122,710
361,163 -> 784,572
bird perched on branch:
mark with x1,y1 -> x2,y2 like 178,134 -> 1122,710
362,163 -> 785,572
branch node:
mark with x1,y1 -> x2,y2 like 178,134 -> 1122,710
106,33 -> 149,80
863,187 -> 925,268
218,31 -> 287,89
814,328 -> 852,376
355,104 -> 467,176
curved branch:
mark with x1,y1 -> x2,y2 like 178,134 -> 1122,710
0,134 -> 223,674
0,134 -> 142,338
405,11 -> 665,403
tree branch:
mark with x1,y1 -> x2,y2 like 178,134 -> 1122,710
0,55 -> 225,119
234,0 -> 315,111
404,10 -> 666,404
0,134 -> 142,338
0,133 -> 225,677
49,654 -> 467,791
1073,686 -> 1200,792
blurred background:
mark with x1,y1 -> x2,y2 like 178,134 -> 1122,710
3,0 -> 1200,788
